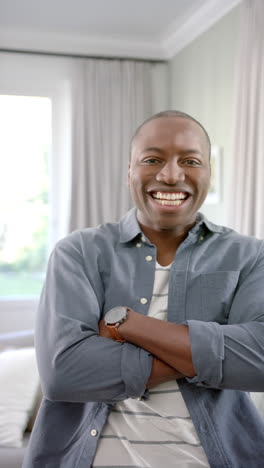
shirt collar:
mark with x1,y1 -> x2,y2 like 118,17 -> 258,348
119,208 -> 142,243
119,207 -> 224,244
196,212 -> 225,234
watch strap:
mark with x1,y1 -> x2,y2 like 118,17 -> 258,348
107,324 -> 126,342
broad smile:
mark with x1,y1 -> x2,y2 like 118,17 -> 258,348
148,191 -> 189,207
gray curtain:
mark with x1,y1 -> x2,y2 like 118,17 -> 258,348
69,59 -> 169,231
230,0 -> 264,238
231,1 -> 264,414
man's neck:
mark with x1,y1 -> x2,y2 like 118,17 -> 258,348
138,223 -> 194,266
139,221 -> 195,247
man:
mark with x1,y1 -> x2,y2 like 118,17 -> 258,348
23,111 -> 264,468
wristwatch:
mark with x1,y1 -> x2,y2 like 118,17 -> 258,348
104,306 -> 129,342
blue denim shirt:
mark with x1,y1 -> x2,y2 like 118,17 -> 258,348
23,208 -> 264,468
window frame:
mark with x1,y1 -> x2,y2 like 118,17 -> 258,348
0,52 -> 72,327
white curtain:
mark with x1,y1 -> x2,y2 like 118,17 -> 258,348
230,0 -> 264,237
69,59 -> 169,230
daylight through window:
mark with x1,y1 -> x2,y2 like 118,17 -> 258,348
0,95 -> 52,298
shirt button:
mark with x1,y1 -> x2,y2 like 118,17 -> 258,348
141,235 -> 146,242
145,255 -> 152,262
90,429 -> 98,437
140,297 -> 148,304
199,236 -> 204,241
136,243 -> 142,248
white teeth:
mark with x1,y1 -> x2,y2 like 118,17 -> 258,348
155,199 -> 184,206
152,191 -> 187,200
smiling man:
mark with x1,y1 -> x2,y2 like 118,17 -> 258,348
129,113 -> 210,235
23,111 -> 264,468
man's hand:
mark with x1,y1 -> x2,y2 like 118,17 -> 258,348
118,308 -> 196,378
98,319 -> 113,339
147,357 -> 184,387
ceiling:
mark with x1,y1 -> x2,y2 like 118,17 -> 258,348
0,0 -> 241,59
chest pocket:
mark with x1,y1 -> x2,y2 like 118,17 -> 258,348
200,271 -> 240,323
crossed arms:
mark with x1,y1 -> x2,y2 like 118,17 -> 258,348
36,233 -> 264,404
98,310 -> 192,387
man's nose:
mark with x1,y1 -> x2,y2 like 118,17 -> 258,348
155,160 -> 185,184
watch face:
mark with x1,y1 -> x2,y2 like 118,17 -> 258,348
104,306 -> 128,325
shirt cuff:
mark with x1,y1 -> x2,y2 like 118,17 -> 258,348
186,320 -> 225,387
121,343 -> 153,398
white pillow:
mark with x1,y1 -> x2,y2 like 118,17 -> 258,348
0,347 -> 39,447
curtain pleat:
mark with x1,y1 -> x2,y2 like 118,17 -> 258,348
230,0 -> 264,237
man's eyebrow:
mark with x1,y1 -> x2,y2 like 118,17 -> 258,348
180,149 -> 203,156
141,147 -> 164,154
141,147 -> 203,155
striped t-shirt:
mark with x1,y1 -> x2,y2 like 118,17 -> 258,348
93,262 -> 210,468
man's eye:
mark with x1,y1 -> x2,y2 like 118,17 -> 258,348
185,160 -> 201,166
143,158 -> 160,164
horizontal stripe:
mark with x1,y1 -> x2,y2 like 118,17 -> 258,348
111,408 -> 191,420
152,293 -> 168,297
93,466 -> 148,468
133,440 -> 202,447
100,434 -> 202,448
148,389 -> 180,395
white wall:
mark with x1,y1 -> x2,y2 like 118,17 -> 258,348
169,5 -> 241,226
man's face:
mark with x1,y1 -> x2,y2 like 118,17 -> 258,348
128,116 -> 211,232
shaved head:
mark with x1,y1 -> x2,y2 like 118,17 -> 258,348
131,110 -> 211,159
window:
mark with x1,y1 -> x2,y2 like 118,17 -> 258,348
0,95 -> 52,298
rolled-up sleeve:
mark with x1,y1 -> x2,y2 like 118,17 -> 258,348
36,233 -> 152,403
187,242 -> 264,391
